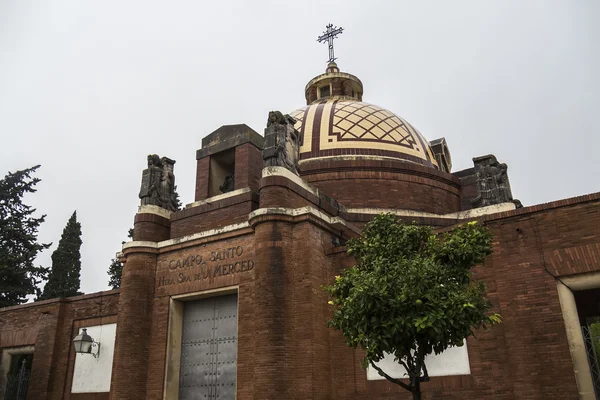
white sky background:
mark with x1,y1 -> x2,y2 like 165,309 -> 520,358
0,1 -> 598,295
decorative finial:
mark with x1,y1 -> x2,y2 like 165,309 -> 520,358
317,24 -> 344,64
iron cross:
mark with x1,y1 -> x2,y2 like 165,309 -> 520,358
317,24 -> 344,63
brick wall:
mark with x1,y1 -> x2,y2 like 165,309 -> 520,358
304,171 -> 460,214
144,233 -> 256,399
111,251 -> 157,399
234,143 -> 262,193
133,213 -> 170,242
194,157 -> 210,201
323,197 -> 600,399
3,165 -> 599,400
299,158 -> 461,214
170,194 -> 258,238
0,292 -> 119,400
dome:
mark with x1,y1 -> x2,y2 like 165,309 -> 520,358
289,98 -> 439,169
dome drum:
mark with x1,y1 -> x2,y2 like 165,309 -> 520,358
305,62 -> 363,104
299,157 -> 462,214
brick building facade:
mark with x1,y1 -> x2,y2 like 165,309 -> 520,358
1,63 -> 599,400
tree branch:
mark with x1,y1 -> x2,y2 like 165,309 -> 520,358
369,361 -> 412,392
398,359 -> 410,373
413,343 -> 430,383
420,362 -> 430,382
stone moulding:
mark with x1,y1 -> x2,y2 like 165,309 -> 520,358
248,206 -> 361,237
122,222 -> 251,251
184,187 -> 252,209
137,205 -> 172,219
262,166 -> 319,197
346,202 -> 517,220
298,156 -> 461,188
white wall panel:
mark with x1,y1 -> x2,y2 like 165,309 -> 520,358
71,323 -> 116,393
367,341 -> 470,380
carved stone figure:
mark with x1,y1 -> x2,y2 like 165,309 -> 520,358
471,155 -> 519,208
139,154 -> 163,207
219,175 -> 235,193
266,110 -> 296,128
159,157 -> 178,210
263,111 -> 301,174
139,154 -> 179,211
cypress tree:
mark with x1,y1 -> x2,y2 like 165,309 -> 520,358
0,165 -> 51,307
173,185 -> 182,210
107,257 -> 122,290
107,228 -> 133,289
40,211 -> 83,299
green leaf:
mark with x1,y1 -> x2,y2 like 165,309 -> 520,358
324,213 -> 500,393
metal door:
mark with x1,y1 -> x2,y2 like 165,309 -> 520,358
179,294 -> 238,400
3,354 -> 32,400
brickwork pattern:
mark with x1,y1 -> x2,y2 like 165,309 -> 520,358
234,143 -> 262,193
144,234 -> 256,399
110,251 -> 157,400
304,170 -> 461,214
259,176 -> 344,217
194,157 -> 210,201
251,220 -> 294,398
0,292 -> 119,400
323,198 -> 600,399
170,201 -> 256,238
133,213 -> 170,242
2,163 -> 600,400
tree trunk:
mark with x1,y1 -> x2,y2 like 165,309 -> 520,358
411,380 -> 421,400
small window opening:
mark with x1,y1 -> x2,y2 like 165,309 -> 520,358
208,149 -> 235,197
319,85 -> 331,98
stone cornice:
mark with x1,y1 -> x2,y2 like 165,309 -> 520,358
123,222 -> 252,252
137,205 -> 172,219
262,167 -> 319,197
184,187 -> 252,209
346,203 -> 517,220
0,290 -> 120,313
248,206 -> 361,237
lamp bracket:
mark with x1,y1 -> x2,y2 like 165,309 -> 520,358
90,342 -> 101,359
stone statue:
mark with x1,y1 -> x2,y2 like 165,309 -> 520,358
263,111 -> 301,174
219,175 -> 235,193
159,157 -> 178,210
139,154 -> 179,211
266,110 -> 296,128
471,155 -> 520,208
139,154 -> 163,207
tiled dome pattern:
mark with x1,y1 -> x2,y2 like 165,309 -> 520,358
289,98 -> 439,168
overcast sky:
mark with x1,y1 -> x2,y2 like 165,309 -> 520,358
1,0 -> 598,295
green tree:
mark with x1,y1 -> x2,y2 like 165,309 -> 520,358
0,166 -> 51,307
325,214 -> 501,400
39,211 -> 83,299
107,228 -> 133,289
173,185 -> 182,210
107,257 -> 122,290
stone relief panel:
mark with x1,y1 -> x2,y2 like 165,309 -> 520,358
155,236 -> 255,297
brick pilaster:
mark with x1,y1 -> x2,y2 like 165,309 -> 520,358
110,248 -> 157,400
112,212 -> 168,400
133,212 -> 171,242
26,305 -> 62,400
195,157 -> 210,201
252,220 -> 294,399
234,143 -> 262,193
